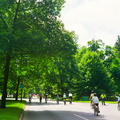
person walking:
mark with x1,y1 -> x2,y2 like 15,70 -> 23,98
100,93 -> 106,105
29,94 -> 32,103
39,93 -> 42,103
45,93 -> 48,103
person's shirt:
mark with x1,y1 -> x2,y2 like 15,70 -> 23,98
116,96 -> 120,102
63,94 -> 66,98
92,96 -> 99,104
100,94 -> 106,98
45,94 -> 48,98
40,94 -> 42,97
56,95 -> 59,99
69,93 -> 72,97
90,93 -> 94,99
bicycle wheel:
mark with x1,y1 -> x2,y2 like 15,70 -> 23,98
93,105 -> 98,116
69,99 -> 72,104
57,100 -> 59,104
64,99 -> 66,105
96,108 -> 98,116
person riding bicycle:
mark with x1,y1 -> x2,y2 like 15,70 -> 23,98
115,94 -> 120,105
63,93 -> 66,99
68,92 -> 72,104
63,93 -> 67,104
56,94 -> 59,104
89,90 -> 95,106
69,92 -> 72,99
92,93 -> 100,113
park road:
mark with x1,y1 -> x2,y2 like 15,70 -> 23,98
21,97 -> 120,120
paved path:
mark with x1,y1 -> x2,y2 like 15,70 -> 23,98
21,97 -> 120,120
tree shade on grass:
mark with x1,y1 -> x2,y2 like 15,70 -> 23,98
0,100 -> 26,120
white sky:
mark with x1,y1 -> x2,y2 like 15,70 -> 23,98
60,0 -> 120,46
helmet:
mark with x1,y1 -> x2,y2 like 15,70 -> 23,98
91,90 -> 94,93
94,93 -> 97,96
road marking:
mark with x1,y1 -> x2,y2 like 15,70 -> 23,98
74,114 -> 89,120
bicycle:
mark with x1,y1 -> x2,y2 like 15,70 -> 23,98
92,104 -> 99,116
57,99 -> 59,104
45,98 -> 47,103
69,97 -> 72,104
63,98 -> 66,105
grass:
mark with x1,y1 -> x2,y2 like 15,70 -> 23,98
74,100 -> 118,104
53,98 -> 118,104
0,100 -> 26,120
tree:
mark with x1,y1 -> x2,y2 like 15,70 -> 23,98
87,39 -> 105,52
109,55 -> 120,93
115,35 -> 120,55
0,0 -> 67,108
0,0 -> 79,108
76,49 -> 112,97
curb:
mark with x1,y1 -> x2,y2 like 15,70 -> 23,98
19,104 -> 27,120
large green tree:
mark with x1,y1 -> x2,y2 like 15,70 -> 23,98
115,36 -> 120,55
0,0 -> 71,108
76,48 -> 112,97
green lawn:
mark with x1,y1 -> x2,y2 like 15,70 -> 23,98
0,100 -> 26,120
74,100 -> 117,104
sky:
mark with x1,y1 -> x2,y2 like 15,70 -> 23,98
60,0 -> 120,47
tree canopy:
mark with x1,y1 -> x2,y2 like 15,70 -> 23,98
0,0 -> 120,108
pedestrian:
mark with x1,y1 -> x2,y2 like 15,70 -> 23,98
39,93 -> 42,103
29,94 -> 32,103
100,93 -> 106,105
45,93 -> 48,103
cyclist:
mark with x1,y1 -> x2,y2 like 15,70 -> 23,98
92,93 -> 100,113
56,94 -> 59,104
68,92 -> 72,104
115,94 -> 120,105
89,90 -> 95,106
63,93 -> 67,105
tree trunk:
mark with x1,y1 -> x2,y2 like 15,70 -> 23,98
0,54 -> 11,108
15,76 -> 21,101
58,68 -> 64,95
